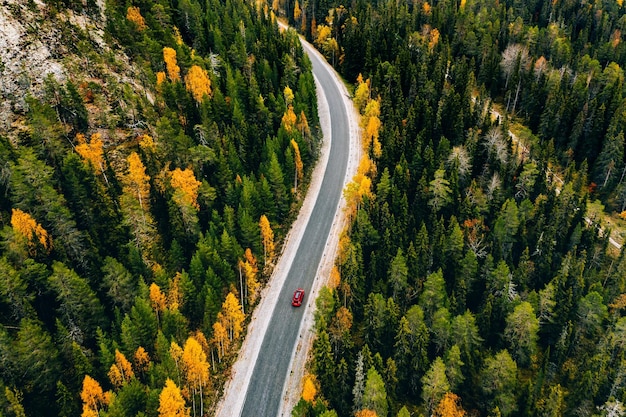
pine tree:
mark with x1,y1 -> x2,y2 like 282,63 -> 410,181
362,367 -> 388,417
422,357 -> 450,413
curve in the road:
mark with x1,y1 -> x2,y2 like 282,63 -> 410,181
214,26 -> 357,417
239,34 -> 352,417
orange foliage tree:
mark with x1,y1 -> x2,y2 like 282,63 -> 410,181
433,392 -> 466,417
291,139 -> 303,191
120,152 -> 157,258
163,47 -> 181,82
355,410 -> 378,417
156,71 -> 167,88
302,375 -> 317,402
293,0 -> 301,21
149,282 -> 167,323
75,133 -> 105,175
170,168 -> 201,209
134,346 -> 151,374
296,110 -> 311,138
10,208 -> 51,253
158,378 -> 189,417
126,6 -> 146,30
124,152 -> 151,212
184,65 -> 212,103
81,375 -> 108,417
329,265 -> 341,288
108,349 -> 135,387
168,272 -> 184,310
282,105 -> 297,132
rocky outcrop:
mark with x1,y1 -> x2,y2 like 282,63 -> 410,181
0,0 -> 66,134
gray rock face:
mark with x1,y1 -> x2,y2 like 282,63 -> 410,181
0,0 -> 66,133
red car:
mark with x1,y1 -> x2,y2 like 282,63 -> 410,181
292,288 -> 305,307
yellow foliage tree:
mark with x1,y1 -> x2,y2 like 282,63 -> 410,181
139,134 -> 157,153
344,156 -> 375,217
126,6 -> 146,30
108,349 -> 135,387
170,168 -> 202,209
163,47 -> 181,82
76,133 -> 105,175
4,388 -> 25,417
243,248 -> 260,304
294,0 -> 301,21
108,364 -> 123,388
212,321 -> 229,361
156,71 -> 167,88
337,233 -> 351,263
329,306 -> 353,342
245,247 -> 258,269
239,257 -> 260,306
168,272 -> 184,310
297,110 -> 311,138
11,208 -> 51,253
302,375 -> 317,402
429,28 -> 440,52
259,214 -> 275,266
134,346 -> 151,374
184,65 -> 212,103
314,24 -> 332,49
364,115 -> 382,158
422,2 -> 432,14
150,283 -> 167,314
330,266 -> 341,288
182,336 -> 210,416
291,139 -> 303,191
355,410 -> 378,417
81,375 -> 107,416
282,105 -> 297,132
117,349 -> 135,381
218,292 -> 245,341
284,86 -> 295,106
158,379 -> 190,417
354,78 -> 371,112
124,152 -> 151,212
170,341 -> 184,377
433,392 -> 466,417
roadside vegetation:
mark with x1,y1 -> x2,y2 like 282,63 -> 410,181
0,0 -> 320,415
276,0 -> 626,415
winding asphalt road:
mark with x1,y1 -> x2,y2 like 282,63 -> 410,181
237,34 -> 352,416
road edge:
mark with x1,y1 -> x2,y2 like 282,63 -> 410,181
277,33 -> 362,417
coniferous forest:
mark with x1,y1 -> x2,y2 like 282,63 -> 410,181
3,0 -> 626,414
281,0 -> 626,416
0,0 -> 318,415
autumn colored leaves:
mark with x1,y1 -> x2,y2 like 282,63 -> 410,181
158,47 -> 212,104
